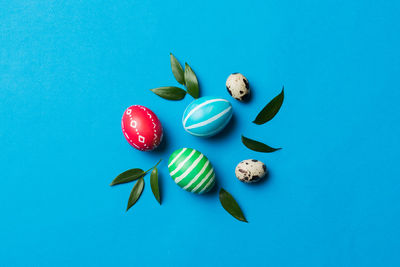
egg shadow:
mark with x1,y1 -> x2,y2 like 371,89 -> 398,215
240,87 -> 253,103
192,160 -> 272,200
189,169 -> 221,199
206,113 -> 238,141
151,127 -> 169,155
197,160 -> 230,199
200,178 -> 219,198
179,178 -> 219,200
244,167 -> 271,187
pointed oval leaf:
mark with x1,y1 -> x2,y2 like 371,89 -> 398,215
219,188 -> 247,223
126,178 -> 144,211
150,87 -> 186,100
184,63 -> 199,99
253,87 -> 284,125
150,167 -> 161,204
170,53 -> 185,85
110,168 -> 145,186
242,135 -> 281,153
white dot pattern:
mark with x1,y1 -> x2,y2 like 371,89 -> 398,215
121,105 -> 162,151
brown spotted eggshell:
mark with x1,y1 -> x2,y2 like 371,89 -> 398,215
235,159 -> 267,183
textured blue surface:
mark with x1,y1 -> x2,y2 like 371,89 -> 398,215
1,0 -> 400,266
183,96 -> 233,137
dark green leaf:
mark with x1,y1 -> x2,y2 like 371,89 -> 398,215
126,178 -> 144,211
184,63 -> 199,98
253,87 -> 284,125
241,135 -> 281,153
150,167 -> 161,204
110,168 -> 145,186
219,188 -> 247,223
150,87 -> 186,100
170,53 -> 185,85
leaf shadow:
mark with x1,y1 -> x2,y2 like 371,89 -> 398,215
206,178 -> 220,195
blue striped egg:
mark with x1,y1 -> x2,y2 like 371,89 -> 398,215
182,96 -> 233,137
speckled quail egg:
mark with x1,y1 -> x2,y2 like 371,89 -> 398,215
235,159 -> 267,183
226,73 -> 250,101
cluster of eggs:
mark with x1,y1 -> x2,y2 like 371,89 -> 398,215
121,72 -> 267,194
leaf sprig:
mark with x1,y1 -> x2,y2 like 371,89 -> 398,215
150,53 -> 200,100
110,159 -> 162,212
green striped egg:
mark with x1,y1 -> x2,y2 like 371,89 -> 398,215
168,148 -> 216,194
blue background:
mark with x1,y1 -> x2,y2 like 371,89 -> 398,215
1,0 -> 400,266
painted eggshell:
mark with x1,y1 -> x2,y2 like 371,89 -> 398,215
182,96 -> 233,137
168,148 -> 216,194
235,159 -> 267,183
121,105 -> 163,151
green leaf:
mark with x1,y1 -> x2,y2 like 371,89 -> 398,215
126,178 -> 144,211
110,168 -> 145,186
253,87 -> 284,125
184,63 -> 199,98
150,87 -> 186,100
241,135 -> 281,153
170,53 -> 185,85
150,167 -> 161,204
219,188 -> 247,223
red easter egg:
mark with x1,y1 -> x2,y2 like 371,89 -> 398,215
121,105 -> 163,151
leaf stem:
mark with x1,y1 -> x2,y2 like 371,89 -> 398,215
145,159 -> 162,174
